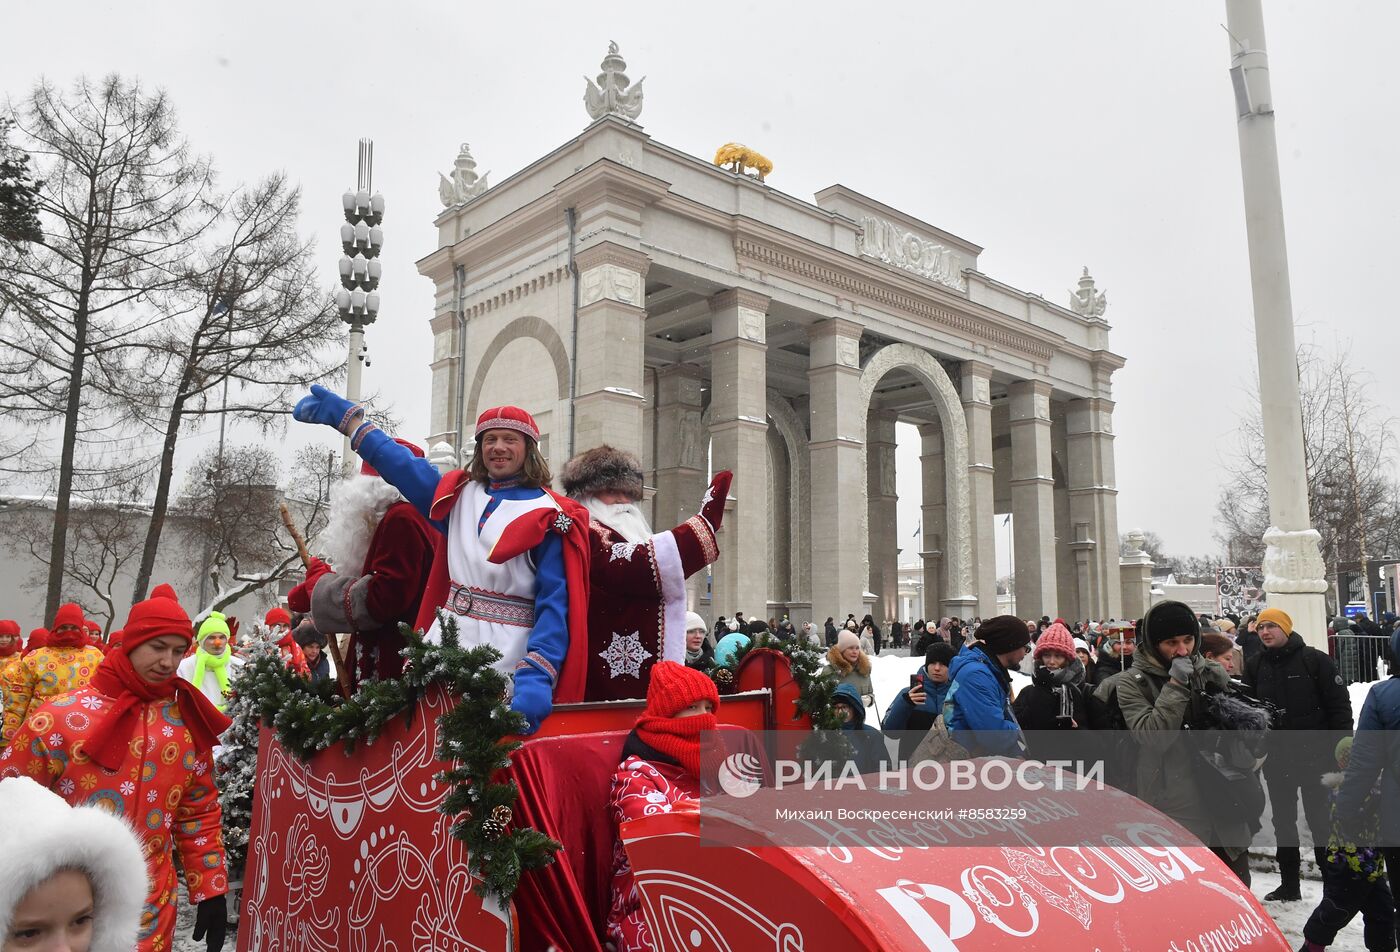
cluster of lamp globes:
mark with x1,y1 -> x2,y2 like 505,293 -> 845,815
335,188 -> 386,327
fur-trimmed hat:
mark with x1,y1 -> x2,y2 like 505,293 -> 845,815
560,445 -> 644,501
0,777 -> 148,952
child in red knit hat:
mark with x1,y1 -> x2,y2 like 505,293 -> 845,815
605,661 -> 718,951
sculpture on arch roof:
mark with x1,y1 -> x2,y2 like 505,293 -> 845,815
438,142 -> 490,208
1069,266 -> 1108,318
584,41 -> 645,122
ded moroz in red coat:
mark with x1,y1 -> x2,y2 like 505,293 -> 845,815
291,499 -> 437,685
585,514 -> 719,700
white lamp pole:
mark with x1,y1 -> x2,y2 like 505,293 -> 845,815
1224,0 -> 1328,646
335,139 -> 384,475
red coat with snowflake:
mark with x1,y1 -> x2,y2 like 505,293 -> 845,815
0,686 -> 228,952
587,515 -> 718,701
606,754 -> 704,951
1,644 -> 105,744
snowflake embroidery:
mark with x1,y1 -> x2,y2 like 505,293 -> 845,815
147,790 -> 159,803
701,485 -> 715,509
194,761 -> 208,776
161,725 -> 174,737
58,778 -> 75,795
195,836 -> 207,846
47,733 -> 63,748
552,512 -> 574,535
80,695 -> 103,710
598,630 -> 652,679
609,541 -> 642,563
119,781 -> 135,796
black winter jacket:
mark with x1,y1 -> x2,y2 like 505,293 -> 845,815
1245,632 -> 1352,769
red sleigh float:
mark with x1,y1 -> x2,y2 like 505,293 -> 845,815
237,650 -> 1291,951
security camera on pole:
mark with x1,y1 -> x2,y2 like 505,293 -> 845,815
335,138 -> 384,476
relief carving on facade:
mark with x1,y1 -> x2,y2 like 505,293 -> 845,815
678,409 -> 704,470
1034,392 -> 1051,422
738,306 -> 766,344
837,338 -> 859,369
856,215 -> 966,290
580,263 -> 643,307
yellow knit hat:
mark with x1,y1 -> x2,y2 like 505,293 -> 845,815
1255,607 -> 1292,636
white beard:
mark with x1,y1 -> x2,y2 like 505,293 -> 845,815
319,474 -> 404,574
582,496 -> 653,544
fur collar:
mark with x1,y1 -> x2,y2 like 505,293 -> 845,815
0,778 -> 148,952
826,645 -> 871,677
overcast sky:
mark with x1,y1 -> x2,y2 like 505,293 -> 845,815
5,2 -> 1397,573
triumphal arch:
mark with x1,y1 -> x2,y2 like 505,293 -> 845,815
419,45 -> 1126,627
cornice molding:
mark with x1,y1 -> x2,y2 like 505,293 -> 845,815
462,265 -> 570,321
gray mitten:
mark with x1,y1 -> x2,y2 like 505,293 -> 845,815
1168,656 -> 1195,685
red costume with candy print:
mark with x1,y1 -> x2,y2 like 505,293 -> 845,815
0,584 -> 233,952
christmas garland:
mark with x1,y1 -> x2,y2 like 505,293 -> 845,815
709,629 -> 843,731
217,639 -> 280,883
228,615 -> 559,902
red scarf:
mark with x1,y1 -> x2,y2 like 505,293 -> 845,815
46,627 -> 88,649
86,647 -> 232,772
633,712 -> 717,779
0,639 -> 18,659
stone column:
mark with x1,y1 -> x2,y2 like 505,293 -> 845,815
1009,380 -> 1058,619
708,289 -> 770,618
918,423 -> 946,617
808,318 -> 865,626
1119,531 -> 1155,621
653,364 -> 707,609
866,409 -> 899,626
1066,397 -> 1123,618
961,362 -> 998,617
572,242 -> 649,457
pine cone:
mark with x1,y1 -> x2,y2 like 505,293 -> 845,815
482,818 -> 506,839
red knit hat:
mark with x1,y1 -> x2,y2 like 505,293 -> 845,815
475,405 -> 539,442
51,603 -> 85,631
0,620 -> 18,637
120,584 -> 194,651
265,607 -> 291,628
361,438 -> 425,478
644,660 -> 720,718
1034,622 -> 1077,661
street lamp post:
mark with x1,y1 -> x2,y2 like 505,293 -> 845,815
1223,0 -> 1328,647
335,138 -> 384,476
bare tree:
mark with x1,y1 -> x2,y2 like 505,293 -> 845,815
174,443 -> 335,616
0,76 -> 216,617
1216,342 -> 1399,585
7,491 -> 147,634
124,174 -> 340,602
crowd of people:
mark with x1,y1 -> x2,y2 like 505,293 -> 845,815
2,384 -> 1398,952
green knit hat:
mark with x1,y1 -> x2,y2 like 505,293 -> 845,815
1335,736 -> 1354,770
197,611 -> 231,642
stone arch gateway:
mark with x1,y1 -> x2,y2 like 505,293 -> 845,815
858,343 -> 974,613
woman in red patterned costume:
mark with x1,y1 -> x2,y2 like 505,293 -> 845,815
606,661 -> 718,951
0,584 -> 233,952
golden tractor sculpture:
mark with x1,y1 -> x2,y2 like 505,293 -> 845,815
714,142 -> 773,182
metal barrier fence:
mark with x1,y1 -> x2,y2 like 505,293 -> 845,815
1331,633 -> 1392,685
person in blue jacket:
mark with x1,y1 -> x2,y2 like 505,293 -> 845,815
1338,624 -> 1400,942
944,615 -> 1029,758
882,642 -> 956,763
832,683 -> 889,775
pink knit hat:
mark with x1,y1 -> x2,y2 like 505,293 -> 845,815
1033,622 -> 1076,661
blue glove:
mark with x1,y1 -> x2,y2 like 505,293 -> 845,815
293,384 -> 363,435
509,665 -> 554,735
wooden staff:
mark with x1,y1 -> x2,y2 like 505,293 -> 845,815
279,502 -> 353,698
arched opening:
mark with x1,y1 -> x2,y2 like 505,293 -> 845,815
466,315 -> 571,463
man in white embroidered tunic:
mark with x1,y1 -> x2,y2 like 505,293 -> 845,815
294,386 -> 590,733
561,445 -> 731,701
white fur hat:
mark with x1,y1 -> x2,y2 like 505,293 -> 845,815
684,611 -> 707,633
0,778 -> 148,952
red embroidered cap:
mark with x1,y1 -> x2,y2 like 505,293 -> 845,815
475,405 -> 540,442
362,438 -> 425,478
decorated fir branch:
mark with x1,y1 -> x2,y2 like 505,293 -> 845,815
230,613 -> 560,903
217,638 -> 281,882
708,629 -> 844,731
